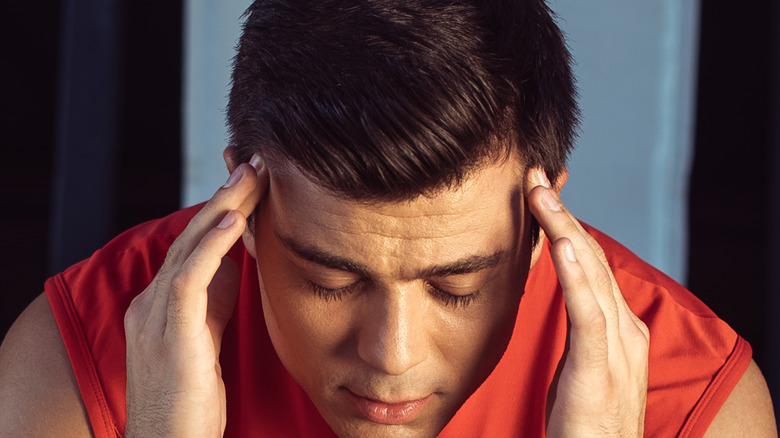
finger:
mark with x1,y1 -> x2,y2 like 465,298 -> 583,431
527,170 -> 649,355
206,255 -> 240,355
551,238 -> 609,370
165,210 -> 247,337
525,169 -> 596,260
527,183 -> 619,319
615,290 -> 650,350
142,156 -> 262,334
206,159 -> 267,341
527,169 -> 609,261
124,283 -> 159,342
166,155 -> 265,268
236,155 -> 268,219
527,187 -> 605,269
525,169 -> 623,344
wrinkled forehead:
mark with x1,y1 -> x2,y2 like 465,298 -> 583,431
261,152 -> 527,276
264,152 -> 527,238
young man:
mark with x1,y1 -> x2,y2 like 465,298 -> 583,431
0,0 -> 776,436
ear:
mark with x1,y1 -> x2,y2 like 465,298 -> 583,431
224,147 -> 260,259
223,146 -> 239,174
526,166 -> 569,270
551,167 -> 569,195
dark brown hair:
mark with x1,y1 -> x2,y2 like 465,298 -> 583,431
227,0 -> 578,202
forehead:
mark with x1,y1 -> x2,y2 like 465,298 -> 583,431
263,154 -> 526,273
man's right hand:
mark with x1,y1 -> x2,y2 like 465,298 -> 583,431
123,153 -> 267,437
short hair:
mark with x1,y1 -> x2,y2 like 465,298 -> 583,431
227,0 -> 578,201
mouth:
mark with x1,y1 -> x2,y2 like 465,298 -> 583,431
345,389 -> 433,425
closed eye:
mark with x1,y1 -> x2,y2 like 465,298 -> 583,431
308,280 -> 480,308
307,280 -> 363,302
425,283 -> 480,308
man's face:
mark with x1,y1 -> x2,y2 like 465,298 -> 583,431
251,153 -> 533,438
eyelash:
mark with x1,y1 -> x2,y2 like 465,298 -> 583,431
307,281 -> 480,308
308,281 -> 361,302
425,284 -> 480,308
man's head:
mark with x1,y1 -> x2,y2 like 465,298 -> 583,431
224,0 -> 577,435
226,0 -> 578,202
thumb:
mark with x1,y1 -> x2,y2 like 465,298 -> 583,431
206,255 -> 240,350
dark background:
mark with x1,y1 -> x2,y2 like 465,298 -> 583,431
1,0 -> 778,422
1,0 -> 181,334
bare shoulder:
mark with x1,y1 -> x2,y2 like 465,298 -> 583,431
704,359 -> 777,437
0,293 -> 94,437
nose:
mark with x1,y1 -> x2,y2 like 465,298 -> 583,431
357,286 -> 428,375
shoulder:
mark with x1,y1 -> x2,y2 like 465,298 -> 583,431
96,203 -> 205,256
704,360 -> 777,437
583,222 -> 728,318
579,223 -> 776,435
52,203 -> 215,315
0,294 -> 93,437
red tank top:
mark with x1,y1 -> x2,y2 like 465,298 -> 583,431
45,204 -> 750,437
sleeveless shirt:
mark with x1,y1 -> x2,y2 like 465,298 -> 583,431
45,204 -> 751,437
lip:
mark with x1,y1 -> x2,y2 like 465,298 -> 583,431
345,389 -> 432,425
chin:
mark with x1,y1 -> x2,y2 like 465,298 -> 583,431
324,417 -> 446,438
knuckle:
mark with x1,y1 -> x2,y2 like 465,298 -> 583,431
637,319 -> 650,341
622,323 -> 650,365
124,305 -> 140,334
124,294 -> 161,347
148,273 -> 168,294
169,269 -> 190,295
161,243 -> 184,273
124,291 -> 150,334
594,273 -> 613,294
633,324 -> 651,354
576,306 -> 608,338
589,308 -> 608,335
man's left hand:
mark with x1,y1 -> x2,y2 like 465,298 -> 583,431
528,169 -> 650,437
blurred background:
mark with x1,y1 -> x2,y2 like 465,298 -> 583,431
1,0 -> 777,420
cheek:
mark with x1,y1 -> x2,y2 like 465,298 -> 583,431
254,222 -> 350,385
445,263 -> 527,387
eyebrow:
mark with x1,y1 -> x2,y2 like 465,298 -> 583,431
275,231 -> 514,279
417,250 -> 512,278
276,232 -> 372,277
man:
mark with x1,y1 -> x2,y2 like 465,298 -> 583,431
0,0 -> 776,436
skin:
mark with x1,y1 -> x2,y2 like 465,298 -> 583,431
0,150 -> 776,437
250,154 -> 531,437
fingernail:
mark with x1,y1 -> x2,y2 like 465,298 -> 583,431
249,153 -> 263,172
564,242 -> 577,262
542,189 -> 562,211
223,165 -> 244,188
217,211 -> 236,229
